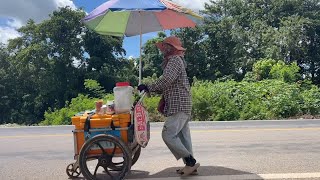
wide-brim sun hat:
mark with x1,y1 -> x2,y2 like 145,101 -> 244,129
155,36 -> 186,52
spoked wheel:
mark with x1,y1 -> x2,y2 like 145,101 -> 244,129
109,145 -> 141,171
131,146 -> 141,166
66,163 -> 81,178
79,134 -> 132,180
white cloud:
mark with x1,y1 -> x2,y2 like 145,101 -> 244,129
0,26 -> 20,44
0,0 -> 76,24
55,0 -> 77,10
0,0 -> 76,44
6,19 -> 23,29
172,0 -> 211,11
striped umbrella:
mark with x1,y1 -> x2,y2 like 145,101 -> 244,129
83,0 -> 203,84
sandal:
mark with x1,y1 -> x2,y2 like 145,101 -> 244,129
176,164 -> 199,176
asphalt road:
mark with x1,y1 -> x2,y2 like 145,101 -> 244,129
0,119 -> 320,180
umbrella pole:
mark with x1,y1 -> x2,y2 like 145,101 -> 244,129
139,11 -> 142,85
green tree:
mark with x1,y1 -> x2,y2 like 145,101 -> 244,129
83,29 -> 127,92
172,27 -> 211,81
202,0 -> 320,82
142,32 -> 166,78
0,45 -> 13,123
203,0 -> 248,80
1,7 -> 128,124
84,79 -> 106,98
39,7 -> 87,107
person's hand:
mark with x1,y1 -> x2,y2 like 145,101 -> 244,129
137,84 -> 149,92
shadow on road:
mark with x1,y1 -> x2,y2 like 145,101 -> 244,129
127,166 -> 263,179
67,166 -> 263,179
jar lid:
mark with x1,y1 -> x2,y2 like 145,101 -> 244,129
116,82 -> 130,87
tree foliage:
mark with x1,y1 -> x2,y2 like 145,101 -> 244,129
2,1 -> 320,124
161,0 -> 320,82
0,7 -> 128,124
142,32 -> 166,77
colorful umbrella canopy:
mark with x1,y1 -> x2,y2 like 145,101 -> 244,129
83,0 -> 202,37
83,0 -> 203,83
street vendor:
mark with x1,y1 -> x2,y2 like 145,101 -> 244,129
138,36 -> 200,176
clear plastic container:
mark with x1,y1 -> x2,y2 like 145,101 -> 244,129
113,82 -> 134,114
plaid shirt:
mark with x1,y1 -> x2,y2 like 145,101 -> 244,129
148,55 -> 192,117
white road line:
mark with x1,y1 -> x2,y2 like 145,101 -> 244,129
261,173 -> 320,179
129,172 -> 320,180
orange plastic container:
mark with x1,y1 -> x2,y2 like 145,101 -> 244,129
72,113 -> 131,156
113,113 -> 131,120
71,116 -> 81,130
76,114 -> 113,129
111,114 -> 130,125
89,118 -> 113,128
74,131 -> 85,155
92,114 -> 113,119
112,114 -> 131,142
79,116 -> 87,123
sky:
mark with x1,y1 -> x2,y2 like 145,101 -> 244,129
0,0 -> 210,58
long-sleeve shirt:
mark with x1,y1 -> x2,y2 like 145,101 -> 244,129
147,55 -> 192,117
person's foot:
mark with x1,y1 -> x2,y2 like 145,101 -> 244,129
176,167 -> 198,175
180,155 -> 200,176
180,163 -> 200,177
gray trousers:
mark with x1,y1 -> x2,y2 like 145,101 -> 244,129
162,112 -> 193,163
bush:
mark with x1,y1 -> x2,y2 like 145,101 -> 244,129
191,81 -> 215,121
301,85 -> 320,115
40,94 -> 114,125
253,59 -> 301,83
261,80 -> 302,118
253,59 -> 277,80
240,99 -> 269,120
191,79 -> 316,121
192,80 -> 240,121
143,95 -> 165,122
270,61 -> 301,83
40,79 -> 320,124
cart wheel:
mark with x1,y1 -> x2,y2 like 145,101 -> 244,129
132,146 -> 141,166
66,163 -> 81,178
79,134 -> 132,180
109,145 -> 141,171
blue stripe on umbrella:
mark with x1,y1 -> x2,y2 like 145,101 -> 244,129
84,0 -> 167,22
109,0 -> 166,11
